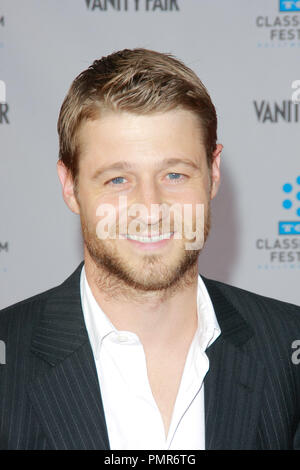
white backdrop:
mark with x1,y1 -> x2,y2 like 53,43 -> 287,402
1,0 -> 300,309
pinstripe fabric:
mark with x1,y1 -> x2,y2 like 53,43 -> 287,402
204,279 -> 300,449
0,264 -> 109,450
27,343 -> 109,449
1,262 -> 300,449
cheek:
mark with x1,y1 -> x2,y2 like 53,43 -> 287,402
79,197 -> 102,233
183,190 -> 210,228
77,184 -> 106,221
180,185 -> 210,206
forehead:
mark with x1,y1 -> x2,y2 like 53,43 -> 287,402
77,109 -> 206,171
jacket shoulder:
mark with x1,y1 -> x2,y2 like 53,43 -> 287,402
0,262 -> 84,319
1,285 -> 60,314
203,276 -> 300,326
0,284 -> 62,345
0,263 -> 83,336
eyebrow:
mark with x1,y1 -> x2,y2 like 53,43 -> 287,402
91,158 -> 201,180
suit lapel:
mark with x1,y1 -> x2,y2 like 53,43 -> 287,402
28,262 -> 110,450
202,278 -> 266,450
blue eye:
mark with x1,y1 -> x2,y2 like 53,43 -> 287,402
167,173 -> 184,181
109,176 -> 126,185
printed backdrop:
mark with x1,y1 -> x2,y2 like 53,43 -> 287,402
1,0 -> 300,308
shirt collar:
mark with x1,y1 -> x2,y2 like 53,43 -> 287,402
80,265 -> 221,360
80,266 -> 117,359
196,274 -> 221,351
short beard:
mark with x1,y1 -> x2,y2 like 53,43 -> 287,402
80,207 -> 211,301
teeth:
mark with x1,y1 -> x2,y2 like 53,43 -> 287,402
125,232 -> 173,243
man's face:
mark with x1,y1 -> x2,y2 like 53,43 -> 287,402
59,109 -> 221,291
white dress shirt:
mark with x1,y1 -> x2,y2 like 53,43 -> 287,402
80,265 -> 221,450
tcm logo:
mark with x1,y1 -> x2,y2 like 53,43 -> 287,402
279,0 -> 300,11
279,222 -> 300,234
279,177 -> 300,234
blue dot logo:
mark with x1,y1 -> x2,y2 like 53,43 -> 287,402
282,178 -> 300,217
283,199 -> 292,209
283,183 -> 293,193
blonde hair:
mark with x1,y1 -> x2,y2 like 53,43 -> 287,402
57,48 -> 218,180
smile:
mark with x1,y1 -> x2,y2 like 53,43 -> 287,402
124,232 -> 174,243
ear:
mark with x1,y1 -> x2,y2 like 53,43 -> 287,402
57,160 -> 80,214
210,144 -> 223,200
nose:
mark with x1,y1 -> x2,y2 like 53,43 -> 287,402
128,180 -> 169,230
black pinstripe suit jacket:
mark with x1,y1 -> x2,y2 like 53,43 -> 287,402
1,261 -> 300,450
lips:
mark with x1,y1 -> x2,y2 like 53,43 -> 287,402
118,231 -> 175,243
123,232 -> 174,243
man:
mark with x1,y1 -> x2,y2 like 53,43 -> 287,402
1,48 -> 300,450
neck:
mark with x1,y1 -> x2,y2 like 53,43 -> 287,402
84,252 -> 199,350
